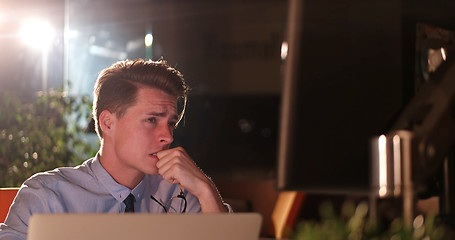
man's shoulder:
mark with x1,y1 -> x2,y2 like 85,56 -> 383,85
23,158 -> 95,189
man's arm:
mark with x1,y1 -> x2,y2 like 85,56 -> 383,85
0,179 -> 51,240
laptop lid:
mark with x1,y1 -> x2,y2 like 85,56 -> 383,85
27,213 -> 262,240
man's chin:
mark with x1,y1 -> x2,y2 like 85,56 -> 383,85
141,167 -> 159,175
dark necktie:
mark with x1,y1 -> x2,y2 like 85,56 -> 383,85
123,193 -> 135,213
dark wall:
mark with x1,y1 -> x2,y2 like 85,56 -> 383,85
173,95 -> 280,179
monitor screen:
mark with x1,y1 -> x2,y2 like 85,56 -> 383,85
278,0 -> 406,194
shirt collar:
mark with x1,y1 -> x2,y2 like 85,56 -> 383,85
131,177 -> 146,200
91,153 -> 132,202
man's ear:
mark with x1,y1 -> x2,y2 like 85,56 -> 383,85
99,110 -> 115,136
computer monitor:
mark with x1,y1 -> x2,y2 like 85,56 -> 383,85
277,0 -> 403,194
277,0 -> 455,196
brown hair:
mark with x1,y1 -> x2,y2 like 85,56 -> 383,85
92,58 -> 189,139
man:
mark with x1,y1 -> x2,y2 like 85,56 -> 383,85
0,59 -> 230,240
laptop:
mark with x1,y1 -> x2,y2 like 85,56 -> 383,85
27,213 -> 262,240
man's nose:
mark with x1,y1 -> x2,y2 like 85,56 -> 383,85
158,125 -> 174,145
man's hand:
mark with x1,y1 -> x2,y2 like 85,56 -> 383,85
156,147 -> 227,213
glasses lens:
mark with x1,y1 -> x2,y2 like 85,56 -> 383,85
165,195 -> 187,213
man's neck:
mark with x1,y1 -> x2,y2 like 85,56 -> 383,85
98,147 -> 144,190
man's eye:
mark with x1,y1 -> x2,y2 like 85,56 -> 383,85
147,118 -> 156,123
168,122 -> 177,128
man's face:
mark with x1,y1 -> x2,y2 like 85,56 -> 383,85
108,87 -> 178,176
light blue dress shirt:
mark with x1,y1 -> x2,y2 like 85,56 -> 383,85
0,154 -> 201,240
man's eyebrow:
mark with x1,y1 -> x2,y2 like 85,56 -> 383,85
146,111 -> 167,117
146,111 -> 178,121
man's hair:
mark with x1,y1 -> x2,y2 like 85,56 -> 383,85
92,58 -> 189,139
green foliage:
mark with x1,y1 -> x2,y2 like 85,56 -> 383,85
0,88 -> 98,187
294,201 -> 452,240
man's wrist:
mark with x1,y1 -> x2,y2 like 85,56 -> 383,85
197,180 -> 227,213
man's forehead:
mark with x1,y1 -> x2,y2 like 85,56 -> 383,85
146,97 -> 177,108
143,98 -> 177,113
133,87 -> 178,113
140,99 -> 177,113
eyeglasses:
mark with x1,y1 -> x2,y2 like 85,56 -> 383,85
150,184 -> 187,213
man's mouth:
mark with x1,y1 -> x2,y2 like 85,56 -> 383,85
151,153 -> 158,156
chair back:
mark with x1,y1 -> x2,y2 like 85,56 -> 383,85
0,188 -> 19,223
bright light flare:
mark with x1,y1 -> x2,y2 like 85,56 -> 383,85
20,19 -> 55,50
281,41 -> 288,60
145,33 -> 154,47
378,134 -> 388,197
441,47 -> 447,61
392,134 -> 402,196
